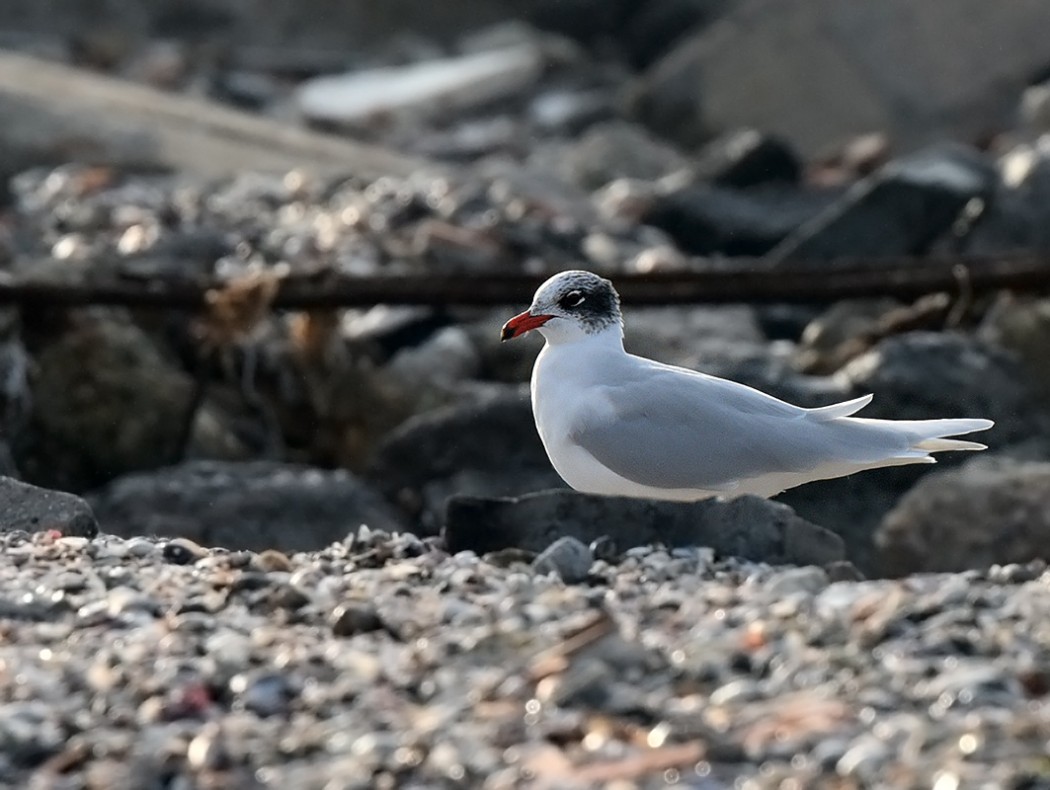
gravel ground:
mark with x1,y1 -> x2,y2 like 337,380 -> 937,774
3,528 -> 1050,789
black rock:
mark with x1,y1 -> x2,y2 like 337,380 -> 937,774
767,143 -> 998,263
622,0 -> 729,69
0,476 -> 98,537
367,389 -> 565,533
640,184 -> 838,256
694,128 -> 802,188
445,490 -> 844,567
330,603 -> 386,637
89,460 -> 406,552
526,0 -> 639,44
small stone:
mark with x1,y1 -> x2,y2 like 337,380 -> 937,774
230,671 -> 292,717
124,538 -> 155,557
766,566 -> 830,597
532,537 -> 593,584
162,538 -> 208,565
187,723 -> 229,771
482,547 -> 537,568
331,603 -> 385,637
255,549 -> 293,573
589,535 -> 621,564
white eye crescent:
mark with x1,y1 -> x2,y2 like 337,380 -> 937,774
561,290 -> 585,308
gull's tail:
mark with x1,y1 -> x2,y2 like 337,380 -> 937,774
852,416 -> 994,462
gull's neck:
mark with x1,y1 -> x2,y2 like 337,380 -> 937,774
542,322 -> 625,354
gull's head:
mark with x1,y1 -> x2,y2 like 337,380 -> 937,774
501,269 -> 622,345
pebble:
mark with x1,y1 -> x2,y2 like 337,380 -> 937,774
330,603 -> 386,637
532,536 -> 593,583
766,565 -> 830,596
162,537 -> 209,565
0,531 -> 1046,788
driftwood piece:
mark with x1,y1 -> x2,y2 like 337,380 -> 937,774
0,254 -> 1046,310
0,50 -> 438,179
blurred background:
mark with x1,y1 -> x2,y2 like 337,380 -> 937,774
1,0 -> 1049,578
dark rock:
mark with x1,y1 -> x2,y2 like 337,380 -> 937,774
824,560 -> 865,583
0,442 -> 19,479
875,458 -> 1050,576
776,331 -> 1043,575
0,476 -> 98,537
532,536 -> 594,583
959,142 -> 1050,255
622,0 -> 729,69
694,128 -> 802,188
229,671 -> 293,717
331,603 -> 386,637
367,389 -> 564,532
836,332 -> 1037,445
589,535 -> 621,563
640,184 -> 839,256
767,144 -> 997,263
89,460 -> 406,552
161,537 -> 209,565
342,305 -> 451,362
444,490 -> 844,567
15,314 -> 195,492
526,0 -> 638,44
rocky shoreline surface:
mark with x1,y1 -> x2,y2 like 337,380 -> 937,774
3,528 -> 1049,788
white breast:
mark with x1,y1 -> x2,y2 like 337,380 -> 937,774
531,342 -> 727,501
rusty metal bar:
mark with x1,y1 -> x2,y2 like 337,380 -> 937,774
0,253 -> 1046,310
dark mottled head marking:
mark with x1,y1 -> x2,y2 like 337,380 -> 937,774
531,270 -> 622,336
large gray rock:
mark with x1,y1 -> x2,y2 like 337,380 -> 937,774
445,489 -> 844,567
875,458 -> 1050,576
367,389 -> 565,532
15,314 -> 195,492
775,331 -> 1044,575
767,144 -> 996,264
0,476 -> 97,538
529,120 -> 690,191
89,461 -> 406,552
631,0 -> 1050,155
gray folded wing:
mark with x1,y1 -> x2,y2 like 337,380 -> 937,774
568,366 -> 876,490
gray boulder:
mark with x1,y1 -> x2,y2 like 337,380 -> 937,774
630,0 -> 1050,155
367,389 -> 565,533
89,460 -> 405,552
16,314 -> 195,492
776,331 -> 1043,574
876,458 -> 1050,576
445,489 -> 844,567
0,476 -> 97,538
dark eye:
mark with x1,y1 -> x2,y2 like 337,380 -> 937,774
559,290 -> 586,309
